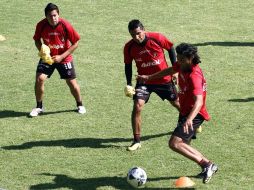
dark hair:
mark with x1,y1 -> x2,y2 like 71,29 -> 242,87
128,19 -> 144,32
176,43 -> 201,64
44,3 -> 59,16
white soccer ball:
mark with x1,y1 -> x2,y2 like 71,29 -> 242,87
127,167 -> 147,188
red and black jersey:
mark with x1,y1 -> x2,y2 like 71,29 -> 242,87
173,63 -> 210,121
124,32 -> 173,84
33,18 -> 80,64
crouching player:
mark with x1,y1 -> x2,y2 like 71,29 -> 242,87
137,43 -> 218,183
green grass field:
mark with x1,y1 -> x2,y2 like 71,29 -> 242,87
0,0 -> 253,189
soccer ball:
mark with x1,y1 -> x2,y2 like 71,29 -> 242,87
127,167 -> 147,188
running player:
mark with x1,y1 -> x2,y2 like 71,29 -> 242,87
30,3 -> 86,117
137,43 -> 218,183
124,19 -> 180,151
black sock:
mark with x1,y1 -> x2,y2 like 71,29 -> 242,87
36,101 -> 43,109
76,101 -> 83,107
199,159 -> 211,168
134,134 -> 141,143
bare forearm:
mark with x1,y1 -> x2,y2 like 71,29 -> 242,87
148,67 -> 175,81
187,95 -> 203,121
61,41 -> 79,59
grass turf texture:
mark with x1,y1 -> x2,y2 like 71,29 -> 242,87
0,0 -> 253,189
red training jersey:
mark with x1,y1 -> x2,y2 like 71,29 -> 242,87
173,63 -> 210,121
124,32 -> 173,84
33,18 -> 80,64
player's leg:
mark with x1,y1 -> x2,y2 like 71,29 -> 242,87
127,84 -> 150,151
169,135 -> 209,164
35,73 -> 47,103
168,114 -> 218,183
153,82 -> 180,111
30,60 -> 54,117
128,99 -> 145,150
65,78 -> 85,114
57,62 -> 86,114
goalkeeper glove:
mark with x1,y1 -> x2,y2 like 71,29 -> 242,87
124,85 -> 135,97
38,44 -> 54,65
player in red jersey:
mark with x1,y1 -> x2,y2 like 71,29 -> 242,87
29,3 -> 86,117
137,43 -> 218,184
124,19 -> 180,151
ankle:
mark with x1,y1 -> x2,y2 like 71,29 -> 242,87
36,101 -> 43,109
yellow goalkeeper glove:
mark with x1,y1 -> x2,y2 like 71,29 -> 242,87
38,44 -> 54,65
124,85 -> 135,97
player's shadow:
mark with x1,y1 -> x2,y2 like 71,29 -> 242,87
192,41 -> 254,47
228,97 -> 254,102
1,132 -> 172,150
30,173 -> 196,190
0,109 -> 77,119
0,110 -> 28,118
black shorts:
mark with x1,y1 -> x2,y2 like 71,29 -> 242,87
172,114 -> 204,142
36,60 -> 76,79
133,82 -> 178,103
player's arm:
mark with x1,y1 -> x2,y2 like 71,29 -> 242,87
137,67 -> 177,83
52,41 -> 79,63
125,63 -> 132,86
167,46 -> 177,66
124,63 -> 135,97
183,95 -> 203,134
35,40 -> 42,51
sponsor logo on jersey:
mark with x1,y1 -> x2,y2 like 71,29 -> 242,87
48,44 -> 64,50
139,49 -> 150,55
135,58 -> 142,62
49,32 -> 60,36
141,59 -> 160,68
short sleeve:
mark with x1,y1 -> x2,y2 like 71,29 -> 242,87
63,20 -> 80,44
158,33 -> 173,50
190,71 -> 203,95
33,22 -> 42,41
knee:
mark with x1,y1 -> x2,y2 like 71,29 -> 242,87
133,103 -> 143,114
36,75 -> 46,85
66,79 -> 79,90
168,138 -> 180,150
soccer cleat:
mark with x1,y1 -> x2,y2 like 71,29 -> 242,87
77,106 -> 86,114
29,107 -> 44,117
196,168 -> 206,178
203,163 -> 218,184
127,142 -> 141,151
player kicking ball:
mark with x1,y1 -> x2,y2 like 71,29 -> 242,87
29,3 -> 86,117
124,19 -> 180,151
137,43 -> 218,183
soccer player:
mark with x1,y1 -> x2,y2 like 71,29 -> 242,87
30,3 -> 86,117
137,43 -> 218,183
124,19 -> 180,151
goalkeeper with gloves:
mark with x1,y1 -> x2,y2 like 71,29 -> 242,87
30,3 -> 86,117
123,20 -> 180,151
